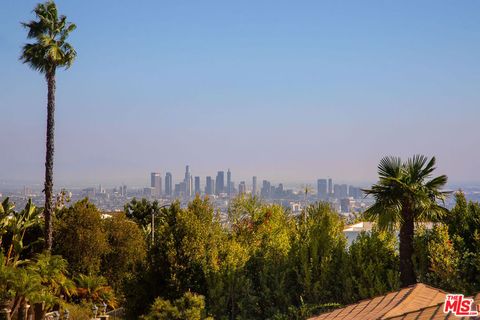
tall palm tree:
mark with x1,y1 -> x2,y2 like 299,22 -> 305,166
20,1 -> 76,251
362,155 -> 449,287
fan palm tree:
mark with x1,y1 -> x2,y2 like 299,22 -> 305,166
362,155 -> 449,287
20,0 -> 77,251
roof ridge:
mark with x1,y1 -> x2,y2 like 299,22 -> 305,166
308,284 -> 417,320
418,283 -> 449,294
381,283 -> 448,319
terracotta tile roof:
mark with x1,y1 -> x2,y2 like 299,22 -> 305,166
308,283 -> 480,320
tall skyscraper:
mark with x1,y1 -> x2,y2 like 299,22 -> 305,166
215,171 -> 224,195
184,165 -> 192,197
317,179 -> 328,199
121,185 -> 127,197
348,186 -> 362,199
261,180 -> 271,198
238,181 -> 246,194
227,169 -> 232,196
151,172 -> 162,197
165,172 -> 172,196
334,184 -> 348,198
194,176 -> 200,195
205,176 -> 214,195
252,176 -> 257,197
328,178 -> 333,195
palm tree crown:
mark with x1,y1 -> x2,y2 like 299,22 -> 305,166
20,1 -> 76,74
363,155 -> 449,229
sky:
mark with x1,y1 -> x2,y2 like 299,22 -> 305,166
0,1 -> 479,188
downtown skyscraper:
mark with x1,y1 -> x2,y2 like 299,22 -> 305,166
151,172 -> 162,197
184,165 -> 192,197
317,179 -> 327,199
194,176 -> 200,196
205,176 -> 214,195
165,172 -> 172,196
227,169 -> 232,196
215,171 -> 224,195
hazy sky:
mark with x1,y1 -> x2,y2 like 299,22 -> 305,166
1,1 -> 479,188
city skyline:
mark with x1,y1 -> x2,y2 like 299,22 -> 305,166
1,1 -> 480,187
0,163 -> 476,190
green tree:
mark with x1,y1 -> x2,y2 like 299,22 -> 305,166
125,197 -> 224,318
290,202 -> 347,306
142,292 -> 213,320
20,0 -> 77,251
346,229 -> 399,302
413,225 -> 461,291
362,155 -> 449,287
124,198 -> 162,228
53,199 -> 109,275
442,192 -> 480,293
102,213 -> 147,290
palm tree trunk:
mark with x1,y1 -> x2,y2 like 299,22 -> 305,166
44,69 -> 56,251
399,210 -> 416,287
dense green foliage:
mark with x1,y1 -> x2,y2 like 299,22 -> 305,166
124,196 -> 401,319
54,199 -> 109,275
414,192 -> 480,294
142,292 -> 213,320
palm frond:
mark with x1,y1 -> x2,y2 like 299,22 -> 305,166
377,156 -> 402,179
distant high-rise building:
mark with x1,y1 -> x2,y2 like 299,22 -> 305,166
205,176 -> 214,195
144,187 -> 155,198
261,180 -> 271,198
151,172 -> 162,197
215,171 -> 225,195
174,182 -> 186,198
184,165 -> 192,197
340,197 -> 355,213
194,176 -> 200,195
328,178 -> 333,195
334,184 -> 348,198
238,181 -> 246,194
227,169 -> 232,196
348,186 -> 362,199
120,185 -> 127,197
165,172 -> 172,196
252,176 -> 257,197
317,179 -> 328,199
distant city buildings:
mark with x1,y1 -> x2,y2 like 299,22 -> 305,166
317,179 -> 327,199
184,165 -> 192,197
194,176 -> 200,196
227,169 -> 232,196
205,176 -> 214,195
334,184 -> 348,198
215,171 -> 224,195
165,172 -> 172,196
151,172 -> 162,198
238,181 -> 246,194
252,176 -> 257,197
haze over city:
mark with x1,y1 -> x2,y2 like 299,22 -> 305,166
1,1 -> 479,187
